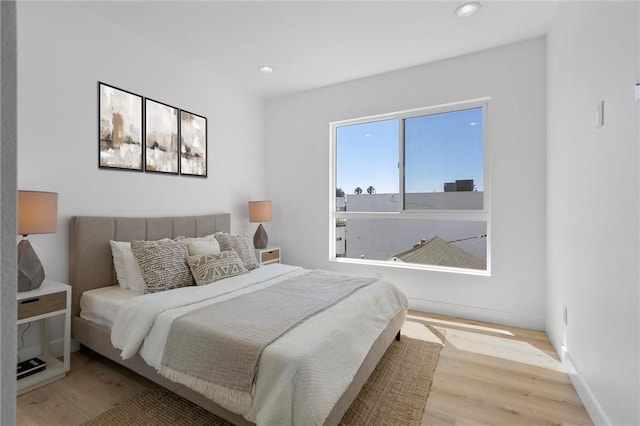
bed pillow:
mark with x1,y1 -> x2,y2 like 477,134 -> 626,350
180,234 -> 221,256
109,240 -> 146,294
187,251 -> 248,285
131,239 -> 194,293
214,233 -> 259,270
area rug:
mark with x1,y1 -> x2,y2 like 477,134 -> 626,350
82,321 -> 443,426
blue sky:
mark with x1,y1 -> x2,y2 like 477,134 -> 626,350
336,107 -> 483,194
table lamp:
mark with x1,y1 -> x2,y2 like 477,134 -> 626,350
17,190 -> 58,292
248,200 -> 271,249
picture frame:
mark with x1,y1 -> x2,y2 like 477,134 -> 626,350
145,98 -> 179,174
179,110 -> 207,177
98,82 -> 143,171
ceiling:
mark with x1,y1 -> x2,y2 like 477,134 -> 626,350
79,1 -> 558,99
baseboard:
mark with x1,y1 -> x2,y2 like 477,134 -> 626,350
547,327 -> 610,426
407,297 -> 544,330
546,327 -> 565,362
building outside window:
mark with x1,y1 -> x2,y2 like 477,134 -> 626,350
330,98 -> 490,274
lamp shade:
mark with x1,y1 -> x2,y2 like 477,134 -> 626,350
18,191 -> 58,236
248,200 -> 272,223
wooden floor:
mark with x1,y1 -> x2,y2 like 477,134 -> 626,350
416,312 -> 592,425
17,311 -> 593,426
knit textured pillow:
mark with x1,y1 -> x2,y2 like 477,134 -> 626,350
131,239 -> 194,293
187,251 -> 248,285
214,233 -> 259,270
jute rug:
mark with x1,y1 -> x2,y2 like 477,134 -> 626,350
83,321 -> 443,426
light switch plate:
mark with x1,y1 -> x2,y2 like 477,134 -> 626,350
635,84 -> 640,101
595,100 -> 604,129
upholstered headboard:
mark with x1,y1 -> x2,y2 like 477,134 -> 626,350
69,213 -> 231,318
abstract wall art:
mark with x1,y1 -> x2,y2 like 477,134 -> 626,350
98,82 -> 143,171
98,82 -> 208,178
179,110 -> 207,177
145,98 -> 179,174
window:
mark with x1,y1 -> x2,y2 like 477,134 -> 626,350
331,99 -> 490,274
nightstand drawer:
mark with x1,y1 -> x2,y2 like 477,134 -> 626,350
261,248 -> 280,263
18,291 -> 66,320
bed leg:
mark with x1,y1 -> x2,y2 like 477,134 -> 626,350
395,331 -> 401,341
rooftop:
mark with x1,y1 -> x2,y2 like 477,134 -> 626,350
388,236 -> 486,270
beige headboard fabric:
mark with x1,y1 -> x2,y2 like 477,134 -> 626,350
69,213 -> 231,319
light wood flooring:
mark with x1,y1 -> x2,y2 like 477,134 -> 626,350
17,311 -> 593,426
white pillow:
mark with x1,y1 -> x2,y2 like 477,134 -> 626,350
183,234 -> 221,256
110,240 -> 146,294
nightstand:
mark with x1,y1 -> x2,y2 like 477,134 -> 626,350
16,280 -> 71,395
255,247 -> 281,265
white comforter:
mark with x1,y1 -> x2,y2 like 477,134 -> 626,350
110,264 -> 408,426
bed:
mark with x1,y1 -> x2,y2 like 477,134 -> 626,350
69,213 -> 408,426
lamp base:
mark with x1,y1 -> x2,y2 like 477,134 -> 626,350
17,239 -> 45,292
253,223 -> 268,249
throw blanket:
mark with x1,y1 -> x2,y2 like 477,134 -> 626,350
158,270 -> 376,409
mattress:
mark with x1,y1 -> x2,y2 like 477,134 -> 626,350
79,285 -> 137,328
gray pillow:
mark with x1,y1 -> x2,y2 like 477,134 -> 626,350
187,251 -> 248,285
214,233 -> 259,270
131,239 -> 194,293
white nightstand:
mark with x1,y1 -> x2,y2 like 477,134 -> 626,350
255,247 -> 281,265
16,280 -> 71,395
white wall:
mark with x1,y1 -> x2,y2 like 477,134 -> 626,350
266,38 -> 547,329
17,2 -> 267,285
546,2 -> 639,425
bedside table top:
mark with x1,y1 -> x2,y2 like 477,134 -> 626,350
17,280 -> 69,300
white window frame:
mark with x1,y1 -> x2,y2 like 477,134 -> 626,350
329,98 -> 491,275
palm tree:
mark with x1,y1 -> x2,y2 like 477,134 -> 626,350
354,187 -> 363,195
367,185 -> 376,194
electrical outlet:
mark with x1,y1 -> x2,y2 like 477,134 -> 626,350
563,306 -> 568,325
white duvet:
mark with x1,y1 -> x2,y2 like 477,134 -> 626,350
110,264 -> 408,426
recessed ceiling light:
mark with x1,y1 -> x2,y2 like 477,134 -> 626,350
259,66 -> 274,73
456,2 -> 481,18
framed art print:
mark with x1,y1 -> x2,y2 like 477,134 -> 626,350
98,82 -> 143,171
179,110 -> 207,177
145,98 -> 179,174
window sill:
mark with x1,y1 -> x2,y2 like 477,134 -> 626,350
330,257 -> 491,277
